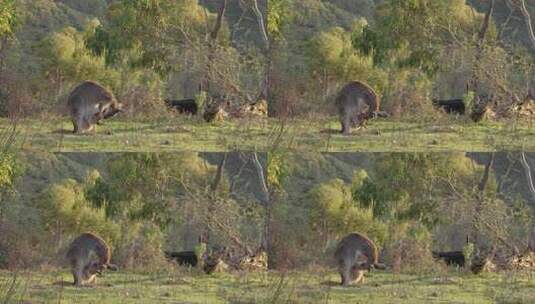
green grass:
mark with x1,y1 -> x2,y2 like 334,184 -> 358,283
3,117 -> 273,152
3,115 -> 535,152
1,269 -> 534,303
281,117 -> 535,152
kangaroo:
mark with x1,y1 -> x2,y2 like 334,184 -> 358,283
335,81 -> 382,135
432,99 -> 466,115
165,99 -> 198,115
66,233 -> 118,286
334,232 -> 385,286
432,251 -> 465,267
67,81 -> 123,134
164,251 -> 198,267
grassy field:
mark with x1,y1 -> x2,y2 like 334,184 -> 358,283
1,268 -> 534,303
3,115 -> 535,152
2,116 -> 272,152
282,117 -> 535,152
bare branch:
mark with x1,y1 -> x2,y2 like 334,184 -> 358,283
210,0 -> 228,40
252,153 -> 269,205
520,152 -> 535,202
249,0 -> 269,50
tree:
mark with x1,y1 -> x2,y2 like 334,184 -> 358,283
355,153 -> 479,227
468,0 -> 495,100
0,0 -> 18,224
353,0 -> 482,76
201,0 -> 227,94
308,178 -> 386,246
511,0 -> 535,51
0,0 -> 17,85
86,0 -> 216,75
0,0 -> 17,39
35,178 -> 119,249
86,153 -> 216,223
35,25 -> 120,102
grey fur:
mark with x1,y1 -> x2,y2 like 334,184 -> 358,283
334,232 -> 383,286
67,81 -> 123,134
66,233 -> 117,286
335,81 -> 380,135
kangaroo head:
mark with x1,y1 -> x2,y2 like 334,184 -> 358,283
355,251 -> 371,271
84,261 -> 105,276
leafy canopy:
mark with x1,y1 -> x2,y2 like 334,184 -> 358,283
85,0 -> 214,75
353,0 -> 482,76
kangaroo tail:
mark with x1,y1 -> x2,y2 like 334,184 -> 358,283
373,263 -> 386,270
373,111 -> 389,118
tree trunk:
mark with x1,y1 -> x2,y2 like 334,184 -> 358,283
211,153 -> 227,193
0,36 -> 8,86
468,0 -> 495,121
470,0 -> 495,93
520,152 -> 535,201
205,153 -> 227,244
515,0 -> 535,51
252,153 -> 269,204
529,226 -> 535,252
250,0 -> 269,50
472,153 -> 495,247
250,0 -> 270,104
478,153 -> 495,193
251,153 -> 273,266
201,0 -> 227,94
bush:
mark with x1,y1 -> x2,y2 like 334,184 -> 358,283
112,221 -> 169,270
382,221 -> 444,275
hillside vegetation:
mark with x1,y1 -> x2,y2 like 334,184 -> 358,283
0,0 -> 267,119
270,0 -> 535,127
1,152 -> 535,302
0,1 -> 533,151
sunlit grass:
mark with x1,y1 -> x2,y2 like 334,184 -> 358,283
2,115 -> 535,152
278,115 -> 535,152
1,269 -> 534,303
2,116 -> 272,152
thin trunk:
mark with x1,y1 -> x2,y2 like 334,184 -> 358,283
252,153 -> 269,204
472,153 -> 495,247
478,153 -> 495,193
468,0 -> 495,121
517,0 -> 535,51
0,36 -> 8,86
210,1 -> 227,41
250,0 -> 269,50
252,152 -> 273,266
202,0 -> 227,94
205,152 -> 227,245
520,152 -> 535,201
470,0 -> 495,93
211,153 -> 227,193
250,0 -> 270,103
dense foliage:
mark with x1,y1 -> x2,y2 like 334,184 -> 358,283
269,152 -> 534,271
271,0 -> 535,119
0,0 -> 266,118
0,152 -> 266,269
